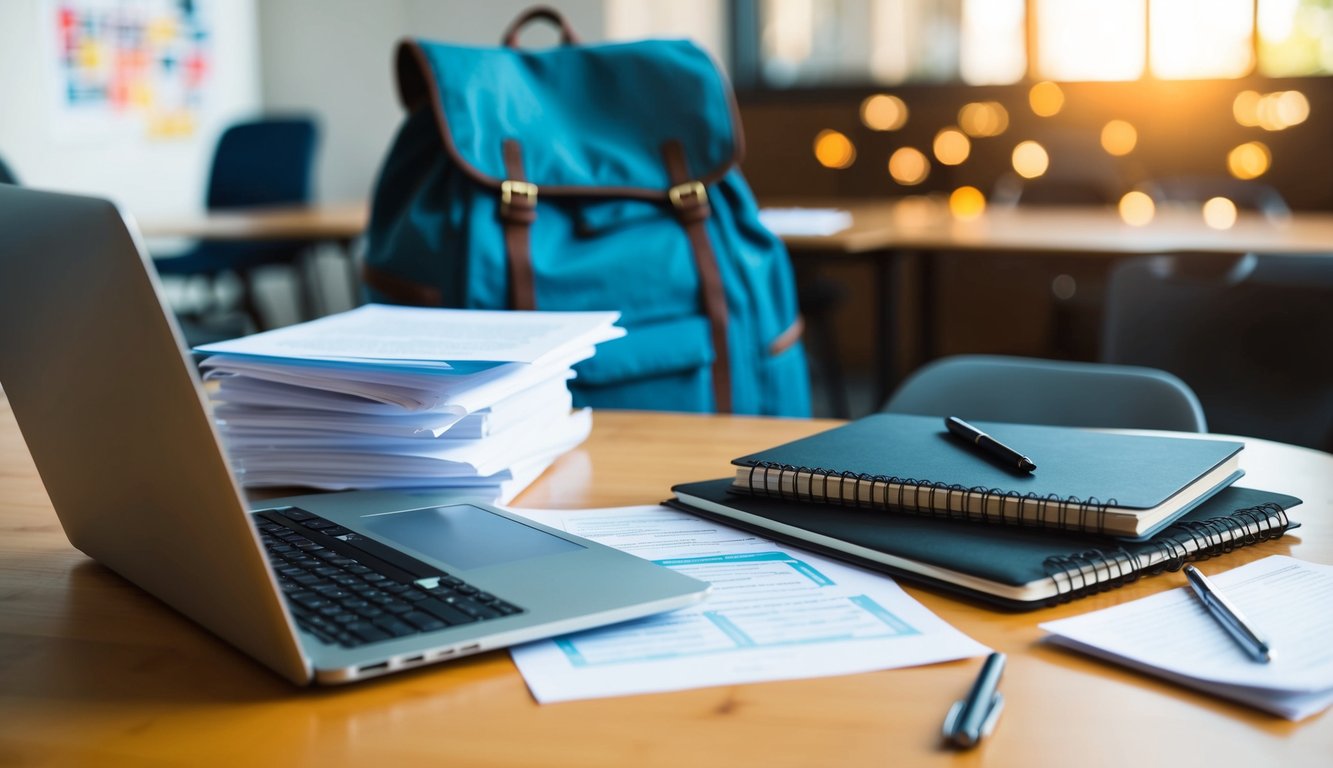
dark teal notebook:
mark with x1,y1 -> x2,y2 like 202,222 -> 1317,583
731,414 -> 1245,539
669,479 -> 1300,609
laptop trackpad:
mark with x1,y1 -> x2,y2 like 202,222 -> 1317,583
358,504 -> 583,571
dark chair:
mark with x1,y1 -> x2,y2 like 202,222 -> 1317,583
1102,253 -> 1333,451
883,354 -> 1207,432
991,132 -> 1126,208
795,268 -> 851,419
1138,176 -> 1291,220
153,117 -> 319,331
0,154 -> 18,185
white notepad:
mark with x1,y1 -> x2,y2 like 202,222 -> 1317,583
1040,556 -> 1333,720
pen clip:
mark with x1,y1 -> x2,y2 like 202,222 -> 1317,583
942,692 -> 1004,748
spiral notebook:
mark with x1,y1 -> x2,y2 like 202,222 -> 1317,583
669,479 -> 1300,609
731,414 -> 1245,540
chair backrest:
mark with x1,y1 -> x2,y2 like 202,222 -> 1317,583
0,154 -> 18,185
206,117 -> 318,210
1103,253 -> 1333,451
883,354 -> 1207,432
990,131 -> 1125,208
1137,176 -> 1291,219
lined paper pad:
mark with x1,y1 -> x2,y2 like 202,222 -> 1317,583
1040,556 -> 1333,719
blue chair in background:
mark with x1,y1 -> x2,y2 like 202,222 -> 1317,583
1103,253 -> 1333,451
882,354 -> 1207,432
153,116 -> 319,332
0,154 -> 18,185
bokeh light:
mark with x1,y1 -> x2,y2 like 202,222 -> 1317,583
1011,140 -> 1050,179
1202,196 -> 1238,230
814,130 -> 856,169
958,101 -> 1010,137
1227,141 -> 1272,179
1233,90 -> 1262,127
1100,120 -> 1138,156
888,147 -> 930,185
934,128 -> 972,165
861,94 -> 909,131
949,186 -> 987,220
1118,191 -> 1156,226
1029,81 -> 1065,117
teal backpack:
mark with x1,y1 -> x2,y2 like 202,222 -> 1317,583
361,7 -> 810,416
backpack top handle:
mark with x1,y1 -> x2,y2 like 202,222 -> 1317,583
502,5 -> 581,48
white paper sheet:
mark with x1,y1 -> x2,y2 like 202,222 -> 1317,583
204,348 -> 591,413
758,207 -> 853,236
1040,556 -> 1333,720
215,377 -> 572,439
228,408 -> 592,484
195,304 -> 624,366
506,505 -> 988,703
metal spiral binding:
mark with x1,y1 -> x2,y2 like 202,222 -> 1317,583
1041,502 -> 1291,601
738,461 -> 1114,532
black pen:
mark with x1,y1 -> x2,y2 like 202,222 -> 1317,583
942,652 -> 1006,749
1183,565 -> 1273,663
945,416 -> 1036,472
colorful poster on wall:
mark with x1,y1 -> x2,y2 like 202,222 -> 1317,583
47,0 -> 211,141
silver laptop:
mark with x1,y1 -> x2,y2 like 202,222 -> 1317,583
0,185 -> 707,685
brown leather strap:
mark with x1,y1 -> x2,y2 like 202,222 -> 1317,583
662,140 -> 732,413
501,6 -> 581,48
769,315 -> 805,356
501,139 -> 537,310
360,263 -> 444,306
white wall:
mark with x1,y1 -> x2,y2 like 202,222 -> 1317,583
0,1 -> 727,217
0,0 -> 262,220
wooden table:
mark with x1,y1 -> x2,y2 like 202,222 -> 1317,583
137,201 -> 369,242
138,202 -> 371,323
2,396 -> 1330,766
776,199 -> 1333,405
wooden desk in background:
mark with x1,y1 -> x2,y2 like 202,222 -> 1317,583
776,199 -> 1333,406
139,202 -> 371,320
137,201 -> 370,242
138,199 -> 1333,408
1,397 -> 1330,766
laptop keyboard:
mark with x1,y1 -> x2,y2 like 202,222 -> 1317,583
253,507 -> 525,648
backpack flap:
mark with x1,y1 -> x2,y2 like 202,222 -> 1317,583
396,37 -> 742,196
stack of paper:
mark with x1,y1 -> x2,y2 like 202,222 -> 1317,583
1040,556 -> 1333,720
194,304 -> 624,502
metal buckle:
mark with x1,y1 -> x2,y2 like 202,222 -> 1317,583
500,180 -> 538,207
668,180 -> 708,209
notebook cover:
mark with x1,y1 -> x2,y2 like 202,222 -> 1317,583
668,478 -> 1300,610
732,413 -> 1244,511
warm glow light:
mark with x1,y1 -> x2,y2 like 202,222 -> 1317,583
1202,196 -> 1238,229
1119,191 -> 1156,226
814,130 -> 856,169
1257,0 -> 1333,77
949,186 -> 986,219
1035,0 -> 1145,81
1100,120 -> 1138,156
958,101 -> 1010,137
960,0 -> 1027,85
1028,82 -> 1064,117
888,147 -> 930,185
1011,141 -> 1049,179
860,94 -> 908,131
1233,90 -> 1262,126
1274,90 -> 1310,127
1228,141 -> 1272,179
1240,89 -> 1312,131
933,128 -> 971,165
1150,0 -> 1253,79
